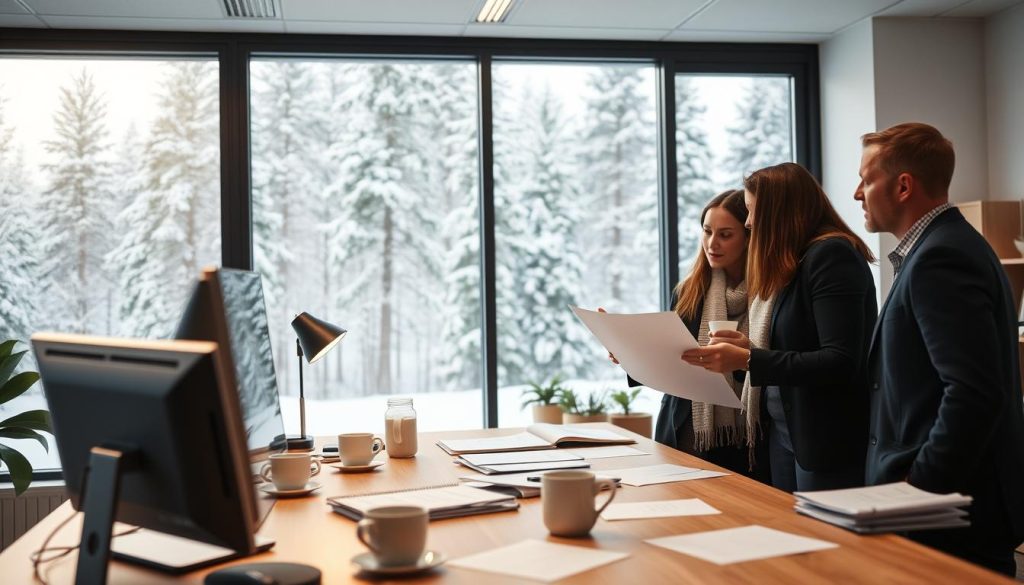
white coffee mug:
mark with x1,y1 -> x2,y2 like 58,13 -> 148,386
542,470 -> 616,537
708,320 -> 739,333
259,453 -> 321,491
338,432 -> 386,466
356,506 -> 428,567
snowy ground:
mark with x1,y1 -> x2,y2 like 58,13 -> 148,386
2,382 -> 662,473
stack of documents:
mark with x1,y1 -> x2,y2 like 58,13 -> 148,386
455,450 -> 589,475
437,423 -> 635,455
460,471 -> 622,499
327,484 -> 519,521
794,482 -> 971,534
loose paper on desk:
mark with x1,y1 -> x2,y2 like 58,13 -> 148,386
601,498 -> 721,521
613,463 -> 728,487
571,307 -> 741,408
448,539 -> 628,583
646,525 -> 837,565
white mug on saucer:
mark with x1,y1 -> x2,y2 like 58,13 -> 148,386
708,320 -> 739,333
259,453 -> 321,491
339,432 -> 386,466
542,470 -> 616,537
356,506 -> 428,567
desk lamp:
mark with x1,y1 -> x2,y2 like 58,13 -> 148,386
287,312 -> 346,450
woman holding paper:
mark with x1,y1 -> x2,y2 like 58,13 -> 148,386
611,189 -> 769,481
683,163 -> 876,492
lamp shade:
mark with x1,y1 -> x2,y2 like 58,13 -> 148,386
291,312 -> 347,364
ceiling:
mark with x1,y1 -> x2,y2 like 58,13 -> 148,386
1,0 -> 1021,43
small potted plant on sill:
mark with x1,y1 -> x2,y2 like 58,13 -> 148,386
608,388 -> 652,438
560,389 -> 608,424
0,340 -> 52,496
521,375 -> 567,424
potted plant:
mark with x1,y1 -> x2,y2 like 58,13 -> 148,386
521,375 -> 567,424
560,389 -> 608,424
608,388 -> 652,438
0,340 -> 52,496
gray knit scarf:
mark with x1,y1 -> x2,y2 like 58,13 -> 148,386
691,269 -> 749,452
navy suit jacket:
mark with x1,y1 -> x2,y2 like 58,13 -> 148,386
749,238 -> 877,472
866,208 -> 1024,562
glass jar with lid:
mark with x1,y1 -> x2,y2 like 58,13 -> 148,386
384,397 -> 417,458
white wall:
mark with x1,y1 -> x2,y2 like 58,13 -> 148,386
820,19 -> 882,299
985,3 -> 1024,201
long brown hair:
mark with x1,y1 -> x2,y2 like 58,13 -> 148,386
672,189 -> 749,320
744,162 -> 874,301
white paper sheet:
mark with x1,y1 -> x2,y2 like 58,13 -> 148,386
460,450 -> 583,466
794,482 -> 972,518
571,307 -> 742,408
646,525 -> 838,565
448,539 -> 629,582
601,498 -> 721,521
564,445 -> 648,460
612,464 -> 729,487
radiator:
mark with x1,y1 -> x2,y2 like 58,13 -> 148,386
0,481 -> 68,552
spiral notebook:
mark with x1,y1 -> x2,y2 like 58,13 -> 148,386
326,483 -> 520,521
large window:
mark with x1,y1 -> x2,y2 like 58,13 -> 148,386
492,62 -> 662,427
676,74 -> 795,264
0,57 -> 220,475
250,58 -> 482,436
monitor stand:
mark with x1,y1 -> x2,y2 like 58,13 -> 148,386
76,446 -> 275,584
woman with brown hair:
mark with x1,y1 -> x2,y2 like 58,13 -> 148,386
612,189 -> 768,480
683,162 -> 876,492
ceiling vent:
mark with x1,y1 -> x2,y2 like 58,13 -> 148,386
221,0 -> 279,19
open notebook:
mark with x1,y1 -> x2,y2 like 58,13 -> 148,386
327,484 -> 519,521
437,423 -> 635,455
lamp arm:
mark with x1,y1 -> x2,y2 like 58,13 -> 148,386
296,338 -> 306,440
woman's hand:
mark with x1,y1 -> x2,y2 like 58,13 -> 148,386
709,329 -> 750,349
681,342 -> 749,374
597,307 -> 619,364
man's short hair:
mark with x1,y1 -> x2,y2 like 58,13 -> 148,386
861,122 -> 955,197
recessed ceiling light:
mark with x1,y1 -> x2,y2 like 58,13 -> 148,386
476,0 -> 516,23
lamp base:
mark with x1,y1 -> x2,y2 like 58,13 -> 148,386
284,434 -> 315,451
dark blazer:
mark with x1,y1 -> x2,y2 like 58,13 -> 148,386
866,208 -> 1024,573
749,237 -> 877,473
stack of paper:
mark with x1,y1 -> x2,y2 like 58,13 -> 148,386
460,471 -> 622,499
437,423 -> 635,455
327,485 -> 519,521
455,450 -> 589,475
612,463 -> 728,487
794,482 -> 971,534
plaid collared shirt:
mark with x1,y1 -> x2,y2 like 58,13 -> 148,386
887,202 -> 953,277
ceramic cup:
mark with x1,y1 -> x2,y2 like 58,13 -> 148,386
542,470 -> 616,537
356,505 -> 428,567
259,452 -> 321,491
338,432 -> 386,466
708,320 -> 739,333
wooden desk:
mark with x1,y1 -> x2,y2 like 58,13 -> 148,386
0,425 -> 1014,584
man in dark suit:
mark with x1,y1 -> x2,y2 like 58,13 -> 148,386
857,122 -> 1024,575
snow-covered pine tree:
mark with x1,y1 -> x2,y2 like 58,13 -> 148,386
0,90 -> 41,342
433,64 -> 483,391
675,78 -> 717,264
509,84 -> 589,381
37,68 -> 113,334
581,67 -> 659,311
109,62 -> 219,339
325,63 -> 443,395
251,60 -> 319,388
102,123 -> 146,335
724,77 -> 793,180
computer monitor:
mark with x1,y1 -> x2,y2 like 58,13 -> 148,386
32,334 -> 264,583
176,267 -> 287,460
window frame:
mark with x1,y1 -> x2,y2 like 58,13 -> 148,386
0,28 -> 819,481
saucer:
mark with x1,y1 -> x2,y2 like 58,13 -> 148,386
258,480 -> 321,497
330,460 -> 385,473
351,550 -> 447,576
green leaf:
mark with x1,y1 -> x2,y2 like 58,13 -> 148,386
0,340 -> 17,360
0,350 -> 27,387
0,371 -> 39,405
0,428 -> 48,452
0,443 -> 33,496
0,410 -> 51,434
